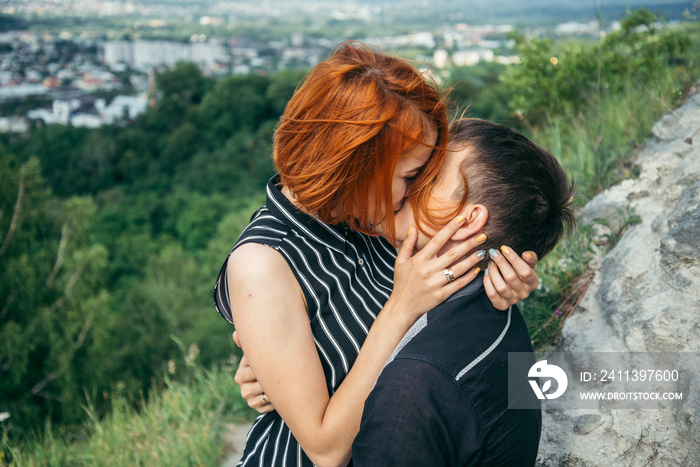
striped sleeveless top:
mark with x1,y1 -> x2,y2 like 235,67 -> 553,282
214,176 -> 397,466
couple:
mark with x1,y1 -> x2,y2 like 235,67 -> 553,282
214,41 -> 574,466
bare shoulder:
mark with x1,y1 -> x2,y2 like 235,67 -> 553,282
227,243 -> 304,306
227,243 -> 289,279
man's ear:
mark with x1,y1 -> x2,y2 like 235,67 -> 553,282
450,204 -> 488,241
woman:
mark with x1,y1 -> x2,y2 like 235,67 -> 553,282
214,42 -> 538,467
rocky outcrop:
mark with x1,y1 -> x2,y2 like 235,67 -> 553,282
537,92 -> 700,465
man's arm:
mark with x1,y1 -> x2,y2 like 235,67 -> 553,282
352,359 -> 484,466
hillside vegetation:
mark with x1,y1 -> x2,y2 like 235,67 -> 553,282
1,8 -> 698,465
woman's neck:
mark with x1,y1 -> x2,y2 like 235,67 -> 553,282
280,184 -> 339,219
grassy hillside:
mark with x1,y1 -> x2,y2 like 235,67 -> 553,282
1,9 -> 698,466
3,363 -> 256,466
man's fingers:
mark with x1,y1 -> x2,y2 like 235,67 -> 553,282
255,402 -> 275,413
233,353 -> 273,414
240,380 -> 264,399
234,355 -> 256,386
247,390 -> 274,413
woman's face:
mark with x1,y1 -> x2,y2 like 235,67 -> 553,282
370,125 -> 437,223
388,144 -> 471,250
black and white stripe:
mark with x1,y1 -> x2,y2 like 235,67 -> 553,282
214,175 -> 396,467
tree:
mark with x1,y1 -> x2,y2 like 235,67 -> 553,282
146,62 -> 215,133
0,154 -> 110,439
501,8 -> 691,120
197,74 -> 272,146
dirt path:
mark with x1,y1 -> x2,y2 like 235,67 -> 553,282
221,423 -> 252,467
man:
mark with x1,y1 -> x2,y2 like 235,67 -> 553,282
352,119 -> 576,466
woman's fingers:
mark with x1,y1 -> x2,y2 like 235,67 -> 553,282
482,245 -> 541,310
438,234 -> 487,275
484,266 -> 511,310
234,355 -> 274,413
232,330 -> 242,348
500,247 -> 539,291
390,217 -> 478,319
443,268 -> 479,295
419,216 -> 466,258
488,247 -> 520,290
522,251 -> 539,268
491,246 -> 539,297
443,235 -> 487,278
395,225 -> 417,265
486,257 -> 511,295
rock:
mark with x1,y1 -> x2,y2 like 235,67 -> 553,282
573,414 -> 604,435
538,91 -> 700,466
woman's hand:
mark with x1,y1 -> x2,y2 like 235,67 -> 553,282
235,355 -> 275,413
233,331 -> 274,414
389,216 -> 487,321
484,246 -> 539,310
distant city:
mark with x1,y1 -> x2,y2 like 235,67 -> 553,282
0,0 -> 690,133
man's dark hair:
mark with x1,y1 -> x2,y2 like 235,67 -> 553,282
450,118 -> 576,261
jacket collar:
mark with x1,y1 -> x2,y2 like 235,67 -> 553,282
445,275 -> 485,304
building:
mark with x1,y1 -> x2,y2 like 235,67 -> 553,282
103,39 -> 228,70
27,95 -> 148,128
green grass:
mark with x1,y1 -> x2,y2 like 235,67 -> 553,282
520,205 -> 643,352
2,360 -> 256,466
524,64 -> 696,201
518,62 -> 699,352
4,19 -> 700,467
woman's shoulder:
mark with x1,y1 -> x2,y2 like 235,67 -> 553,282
229,241 -> 286,268
227,242 -> 304,306
214,206 -> 294,324
235,207 -> 291,250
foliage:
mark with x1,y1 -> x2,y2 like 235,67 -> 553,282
503,8 -> 692,119
591,204 -> 642,250
1,6 -> 699,459
519,221 -> 598,351
2,362 -> 257,466
444,62 -> 514,123
1,61 -> 290,448
503,13 -> 698,196
0,154 -> 111,439
495,10 -> 699,351
520,205 -> 641,351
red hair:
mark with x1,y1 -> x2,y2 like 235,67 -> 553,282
273,41 -> 450,243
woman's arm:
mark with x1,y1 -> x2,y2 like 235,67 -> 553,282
233,247 -> 541,416
229,218 -> 483,467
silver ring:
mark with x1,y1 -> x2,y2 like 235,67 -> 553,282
444,268 -> 455,284
261,393 -> 269,403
